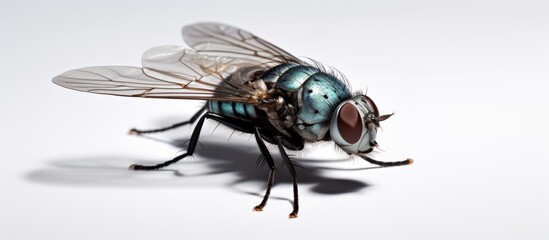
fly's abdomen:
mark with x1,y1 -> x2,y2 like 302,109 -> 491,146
208,100 -> 258,122
262,63 -> 352,141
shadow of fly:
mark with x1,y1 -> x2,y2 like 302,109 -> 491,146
52,22 -> 413,218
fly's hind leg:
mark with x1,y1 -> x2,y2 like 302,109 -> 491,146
129,105 -> 207,135
252,128 -> 276,212
129,111 -> 209,170
129,112 -> 255,170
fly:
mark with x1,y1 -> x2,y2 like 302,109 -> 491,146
53,22 -> 413,218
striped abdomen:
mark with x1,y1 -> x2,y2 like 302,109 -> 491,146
208,100 -> 258,122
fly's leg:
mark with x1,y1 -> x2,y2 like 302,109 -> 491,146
252,128 -> 276,212
360,155 -> 414,167
129,112 -> 255,170
128,105 -> 207,135
275,136 -> 299,219
129,111 -> 209,170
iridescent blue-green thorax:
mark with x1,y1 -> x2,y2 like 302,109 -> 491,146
263,63 -> 352,141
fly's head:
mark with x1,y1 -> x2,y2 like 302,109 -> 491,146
329,95 -> 393,156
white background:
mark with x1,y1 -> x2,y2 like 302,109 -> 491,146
2,0 -> 548,239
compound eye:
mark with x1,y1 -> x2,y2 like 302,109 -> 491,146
337,103 -> 363,144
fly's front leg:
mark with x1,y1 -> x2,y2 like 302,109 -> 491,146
275,136 -> 299,219
129,105 -> 207,135
252,128 -> 276,212
129,111 -> 209,170
359,155 -> 414,167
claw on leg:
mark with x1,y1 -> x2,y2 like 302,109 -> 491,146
128,128 -> 139,135
253,205 -> 264,212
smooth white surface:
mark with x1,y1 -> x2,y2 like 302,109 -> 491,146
2,0 -> 548,239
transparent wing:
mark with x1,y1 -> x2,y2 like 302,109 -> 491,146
53,45 -> 264,103
182,22 -> 301,65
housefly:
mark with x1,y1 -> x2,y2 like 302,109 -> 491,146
53,22 -> 413,218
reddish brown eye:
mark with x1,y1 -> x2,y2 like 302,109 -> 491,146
337,103 -> 362,144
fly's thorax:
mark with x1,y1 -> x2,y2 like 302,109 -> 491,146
260,63 -> 352,141
292,70 -> 352,141
329,95 -> 382,154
